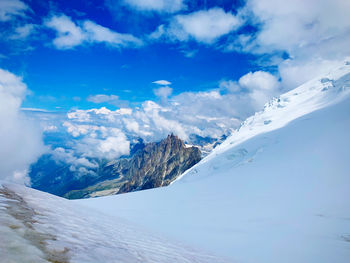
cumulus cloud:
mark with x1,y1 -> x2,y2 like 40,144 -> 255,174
51,147 -> 98,176
121,0 -> 185,13
34,68 -> 284,176
151,8 -> 242,44
245,0 -> 350,55
219,71 -> 280,110
219,79 -> 240,93
226,0 -> 350,90
64,125 -> 129,157
153,86 -> 173,101
152,79 -> 173,100
238,71 -> 280,109
0,68 -> 45,184
45,69 -> 280,153
45,15 -> 142,50
0,0 -> 29,21
51,123 -> 130,175
63,90 -> 248,144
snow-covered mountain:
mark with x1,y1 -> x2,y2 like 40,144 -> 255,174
79,61 -> 350,262
1,61 -> 350,262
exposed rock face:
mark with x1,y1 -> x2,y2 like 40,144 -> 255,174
30,135 -> 201,199
117,134 -> 201,193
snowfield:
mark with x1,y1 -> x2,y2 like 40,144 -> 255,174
79,61 -> 350,262
0,182 -> 227,263
1,61 -> 350,262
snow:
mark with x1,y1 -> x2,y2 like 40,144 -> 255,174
0,182 -> 227,262
1,61 -> 350,262
176,60 -> 350,178
78,61 -> 350,262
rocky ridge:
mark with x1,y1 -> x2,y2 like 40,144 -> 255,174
30,134 -> 201,199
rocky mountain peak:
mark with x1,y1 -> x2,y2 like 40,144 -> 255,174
31,134 -> 202,199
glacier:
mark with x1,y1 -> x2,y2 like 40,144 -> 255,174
1,60 -> 350,262
79,61 -> 350,262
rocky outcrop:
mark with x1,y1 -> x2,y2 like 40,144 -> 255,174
65,134 -> 201,198
31,135 -> 201,199
116,134 -> 201,193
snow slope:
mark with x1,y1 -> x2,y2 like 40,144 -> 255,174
0,182 -> 227,262
79,61 -> 350,262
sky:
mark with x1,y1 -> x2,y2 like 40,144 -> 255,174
2,0 -> 255,111
1,0 -> 350,183
1,0 -> 349,111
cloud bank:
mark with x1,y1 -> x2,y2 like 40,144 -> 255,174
0,68 -> 45,184
228,0 -> 350,89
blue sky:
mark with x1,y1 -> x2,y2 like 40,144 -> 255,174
1,0 -> 349,112
0,0 -> 266,111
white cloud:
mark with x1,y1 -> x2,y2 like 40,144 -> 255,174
32,71 -> 282,171
219,80 -> 240,93
0,0 -> 29,21
152,80 -> 172,85
238,71 -> 280,109
97,134 -> 130,159
64,89 -> 249,143
29,69 -> 285,176
45,15 -> 142,50
121,0 -> 185,13
63,122 -> 94,137
83,20 -> 143,47
154,86 -> 173,100
155,8 -> 242,44
278,58 -> 341,90
239,71 -> 279,91
45,15 -> 86,49
43,125 -> 58,132
10,24 -> 36,40
60,71 -> 280,145
60,123 -> 130,161
52,147 -> 98,175
0,68 -> 45,184
245,0 -> 350,55
228,0 -> 350,90
67,109 -> 91,122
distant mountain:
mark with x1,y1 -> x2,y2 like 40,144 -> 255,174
30,134 -> 201,199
